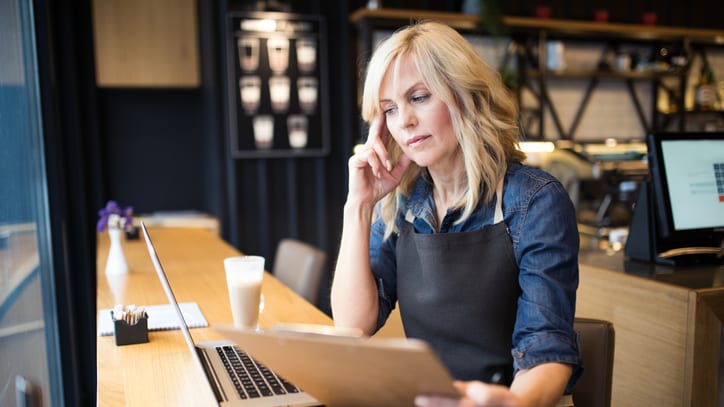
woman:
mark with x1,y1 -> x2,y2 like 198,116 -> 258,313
331,21 -> 581,407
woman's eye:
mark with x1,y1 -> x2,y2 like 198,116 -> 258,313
383,106 -> 397,115
411,94 -> 429,104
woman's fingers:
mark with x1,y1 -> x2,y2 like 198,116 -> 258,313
362,147 -> 410,181
414,395 -> 466,407
367,114 -> 388,144
366,115 -> 391,172
350,145 -> 384,178
349,113 -> 409,187
415,381 -> 513,407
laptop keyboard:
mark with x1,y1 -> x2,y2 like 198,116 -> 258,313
217,345 -> 301,399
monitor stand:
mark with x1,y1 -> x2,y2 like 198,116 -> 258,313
624,182 -> 723,267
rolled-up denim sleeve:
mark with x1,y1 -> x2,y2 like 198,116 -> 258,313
511,180 -> 582,392
369,213 -> 398,333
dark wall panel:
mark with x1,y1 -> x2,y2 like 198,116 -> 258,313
99,89 -> 211,215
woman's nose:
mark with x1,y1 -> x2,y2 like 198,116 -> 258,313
397,105 -> 417,129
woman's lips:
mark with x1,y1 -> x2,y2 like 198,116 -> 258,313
406,135 -> 430,147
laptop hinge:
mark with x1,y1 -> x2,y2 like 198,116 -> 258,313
196,346 -> 227,402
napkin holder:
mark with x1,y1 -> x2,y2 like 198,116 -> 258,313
111,311 -> 149,346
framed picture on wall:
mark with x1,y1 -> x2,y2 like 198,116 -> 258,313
226,11 -> 330,158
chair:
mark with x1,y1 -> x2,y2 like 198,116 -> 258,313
272,238 -> 327,305
572,317 -> 616,407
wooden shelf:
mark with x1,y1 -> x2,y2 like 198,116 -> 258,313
350,8 -> 724,44
350,8 -> 479,30
504,15 -> 724,44
526,68 -> 686,80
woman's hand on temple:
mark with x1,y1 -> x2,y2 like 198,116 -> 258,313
415,381 -> 522,407
347,114 -> 411,206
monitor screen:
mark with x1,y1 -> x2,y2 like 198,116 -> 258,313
647,132 -> 724,241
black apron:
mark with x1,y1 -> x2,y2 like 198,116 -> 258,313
395,181 -> 521,385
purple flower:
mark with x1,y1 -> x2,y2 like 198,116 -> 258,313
97,200 -> 134,232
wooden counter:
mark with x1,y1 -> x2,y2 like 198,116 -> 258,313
577,248 -> 723,407
96,227 -> 332,406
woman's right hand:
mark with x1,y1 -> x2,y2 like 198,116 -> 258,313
347,114 -> 411,207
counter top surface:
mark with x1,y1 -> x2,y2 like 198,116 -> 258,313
579,244 -> 724,290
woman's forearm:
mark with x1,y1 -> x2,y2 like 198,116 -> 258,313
509,363 -> 572,407
330,201 -> 380,335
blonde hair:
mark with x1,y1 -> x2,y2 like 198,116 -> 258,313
361,21 -> 526,238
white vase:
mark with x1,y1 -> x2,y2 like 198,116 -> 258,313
105,227 -> 128,275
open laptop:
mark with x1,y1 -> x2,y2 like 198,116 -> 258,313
140,222 -> 320,406
214,325 -> 459,406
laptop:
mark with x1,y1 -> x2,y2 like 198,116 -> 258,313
214,325 -> 459,406
140,222 -> 321,406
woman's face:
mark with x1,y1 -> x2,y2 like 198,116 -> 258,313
379,55 -> 460,170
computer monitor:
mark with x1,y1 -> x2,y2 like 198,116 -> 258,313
624,132 -> 724,266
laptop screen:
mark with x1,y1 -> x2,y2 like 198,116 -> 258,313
140,222 -> 203,355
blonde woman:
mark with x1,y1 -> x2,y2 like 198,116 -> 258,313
331,21 -> 581,407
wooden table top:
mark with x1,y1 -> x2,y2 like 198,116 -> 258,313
96,227 -> 333,406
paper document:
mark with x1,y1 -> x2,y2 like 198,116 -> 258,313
98,301 -> 208,336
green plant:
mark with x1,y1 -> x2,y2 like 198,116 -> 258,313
476,0 -> 506,37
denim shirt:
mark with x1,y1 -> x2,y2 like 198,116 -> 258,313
370,162 -> 582,391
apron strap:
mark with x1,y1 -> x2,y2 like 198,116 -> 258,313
404,178 -> 504,224
494,178 -> 504,224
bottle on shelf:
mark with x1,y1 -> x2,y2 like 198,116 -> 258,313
694,64 -> 717,111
